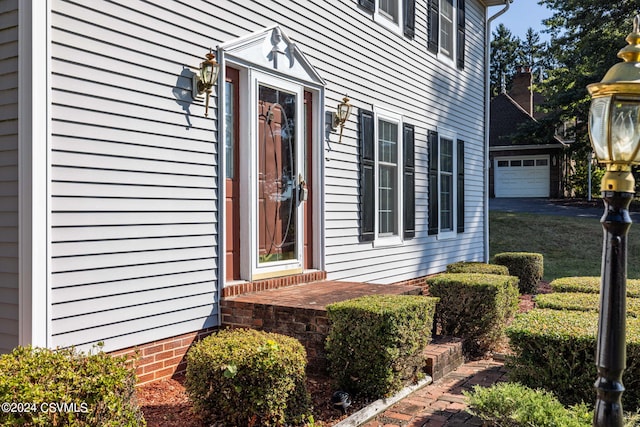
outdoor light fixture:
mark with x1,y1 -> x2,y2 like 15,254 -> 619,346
333,95 -> 353,143
192,48 -> 219,117
587,15 -> 640,427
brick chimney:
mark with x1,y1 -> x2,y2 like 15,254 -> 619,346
509,66 -> 533,116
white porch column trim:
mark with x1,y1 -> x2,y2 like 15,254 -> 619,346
18,0 -> 50,347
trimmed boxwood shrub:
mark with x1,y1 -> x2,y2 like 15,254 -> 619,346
185,328 -> 311,427
494,252 -> 544,294
0,345 -> 145,426
535,292 -> 640,317
325,294 -> 438,398
506,309 -> 640,409
446,261 -> 509,275
464,382 -> 593,427
426,273 -> 519,357
550,276 -> 640,297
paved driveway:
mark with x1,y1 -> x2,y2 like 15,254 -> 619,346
489,197 -> 640,220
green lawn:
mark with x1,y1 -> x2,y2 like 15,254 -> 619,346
489,211 -> 640,281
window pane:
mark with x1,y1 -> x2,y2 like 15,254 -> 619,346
379,165 -> 397,235
523,159 -> 535,167
497,160 -> 508,167
379,0 -> 398,22
440,137 -> 453,173
440,136 -> 454,232
511,160 -> 522,167
225,81 -> 235,179
378,118 -> 398,236
378,119 -> 398,163
440,0 -> 454,59
440,173 -> 453,231
536,159 -> 548,166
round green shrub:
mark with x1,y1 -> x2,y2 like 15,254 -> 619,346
446,261 -> 509,275
0,345 -> 145,426
185,328 -> 311,426
494,252 -> 544,294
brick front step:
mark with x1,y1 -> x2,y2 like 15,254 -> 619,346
221,280 -> 422,373
423,336 -> 464,381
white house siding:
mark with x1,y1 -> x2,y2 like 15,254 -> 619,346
322,0 -> 489,283
17,0 -> 490,352
49,0 -> 222,352
0,0 -> 19,354
201,0 -> 489,284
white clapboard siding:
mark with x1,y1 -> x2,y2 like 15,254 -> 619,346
52,270 -> 217,304
320,0 -> 489,283
49,0 -> 220,352
52,305 -> 218,353
0,0 -> 18,354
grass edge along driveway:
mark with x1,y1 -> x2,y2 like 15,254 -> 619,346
489,211 -> 640,282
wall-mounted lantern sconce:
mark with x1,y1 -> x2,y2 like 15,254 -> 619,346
192,48 -> 219,117
333,95 -> 353,143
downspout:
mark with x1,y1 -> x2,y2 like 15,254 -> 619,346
484,1 -> 510,263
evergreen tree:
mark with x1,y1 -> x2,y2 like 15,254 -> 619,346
538,0 -> 636,157
490,23 -> 520,96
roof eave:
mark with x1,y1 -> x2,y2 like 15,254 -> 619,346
483,0 -> 510,7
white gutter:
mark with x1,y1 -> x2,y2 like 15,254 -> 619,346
484,1 -> 510,263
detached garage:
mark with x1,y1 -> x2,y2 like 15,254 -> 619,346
494,156 -> 550,198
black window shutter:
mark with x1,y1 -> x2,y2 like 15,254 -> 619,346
403,0 -> 416,39
359,109 -> 375,242
428,130 -> 439,235
359,0 -> 375,13
427,0 -> 439,54
457,139 -> 465,233
403,124 -> 415,239
457,0 -> 466,69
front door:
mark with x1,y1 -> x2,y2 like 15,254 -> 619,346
257,84 -> 298,265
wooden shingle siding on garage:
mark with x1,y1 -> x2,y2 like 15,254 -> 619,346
0,0 -> 19,354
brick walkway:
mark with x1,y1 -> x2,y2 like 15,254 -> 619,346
361,359 -> 508,427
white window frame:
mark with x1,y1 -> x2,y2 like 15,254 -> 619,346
374,0 -> 403,35
438,0 -> 457,68
437,129 -> 457,240
373,107 -> 403,246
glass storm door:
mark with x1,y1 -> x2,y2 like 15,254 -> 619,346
256,82 -> 302,270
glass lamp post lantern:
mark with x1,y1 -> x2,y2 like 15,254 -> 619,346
587,15 -> 640,427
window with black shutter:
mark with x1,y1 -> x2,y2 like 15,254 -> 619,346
427,0 -> 466,69
457,0 -> 466,69
403,0 -> 416,39
403,124 -> 415,238
457,139 -> 465,232
359,109 -> 375,242
357,0 -> 415,39
428,130 -> 439,235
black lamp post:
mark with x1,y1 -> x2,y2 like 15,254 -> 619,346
587,15 -> 640,427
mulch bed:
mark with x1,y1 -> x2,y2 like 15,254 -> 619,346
137,372 -> 359,427
137,283 -> 550,427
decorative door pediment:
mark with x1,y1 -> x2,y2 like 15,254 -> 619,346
219,25 -> 325,86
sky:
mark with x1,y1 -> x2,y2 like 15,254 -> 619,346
492,1 -> 553,43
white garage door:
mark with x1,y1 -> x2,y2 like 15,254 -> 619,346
495,156 -> 550,197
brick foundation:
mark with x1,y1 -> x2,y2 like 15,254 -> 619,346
112,272 -> 446,384
110,327 -> 218,385
222,299 -> 331,373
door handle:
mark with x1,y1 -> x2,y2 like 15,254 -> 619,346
298,174 -> 308,202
